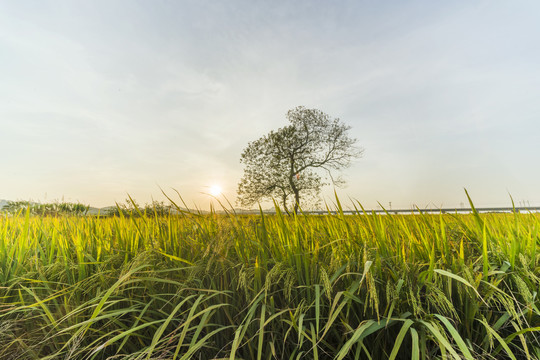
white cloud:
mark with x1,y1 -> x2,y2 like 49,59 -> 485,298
0,1 -> 539,208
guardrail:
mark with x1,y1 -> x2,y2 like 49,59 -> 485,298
306,206 -> 540,215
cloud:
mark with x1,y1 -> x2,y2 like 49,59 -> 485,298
0,1 -> 539,208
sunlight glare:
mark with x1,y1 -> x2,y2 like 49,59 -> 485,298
209,185 -> 222,196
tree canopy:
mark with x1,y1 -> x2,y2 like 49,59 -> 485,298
237,106 -> 362,213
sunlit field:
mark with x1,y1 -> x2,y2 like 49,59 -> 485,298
0,198 -> 539,359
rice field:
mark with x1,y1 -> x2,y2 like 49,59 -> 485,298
0,196 -> 539,359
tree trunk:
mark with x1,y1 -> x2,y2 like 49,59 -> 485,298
288,174 -> 300,214
288,154 -> 300,214
282,194 -> 289,214
293,190 -> 300,214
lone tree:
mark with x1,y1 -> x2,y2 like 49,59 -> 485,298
237,106 -> 362,213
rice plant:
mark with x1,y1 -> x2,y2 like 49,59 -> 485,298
0,195 -> 538,359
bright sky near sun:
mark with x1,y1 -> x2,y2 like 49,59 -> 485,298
1,1 -> 539,210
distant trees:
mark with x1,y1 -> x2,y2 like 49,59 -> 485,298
105,199 -> 174,217
237,106 -> 362,213
0,199 -> 177,217
2,201 -> 89,216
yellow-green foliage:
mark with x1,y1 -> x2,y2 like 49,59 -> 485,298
0,203 -> 539,359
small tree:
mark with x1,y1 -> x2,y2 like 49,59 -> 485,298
237,106 -> 362,213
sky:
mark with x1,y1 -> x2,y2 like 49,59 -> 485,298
1,0 -> 539,210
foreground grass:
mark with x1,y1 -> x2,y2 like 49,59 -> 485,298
0,199 -> 539,359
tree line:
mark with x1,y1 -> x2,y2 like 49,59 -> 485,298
2,201 -> 90,216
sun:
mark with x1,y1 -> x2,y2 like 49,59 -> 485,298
209,185 -> 222,196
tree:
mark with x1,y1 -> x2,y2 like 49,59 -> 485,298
2,200 -> 89,216
237,106 -> 362,213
